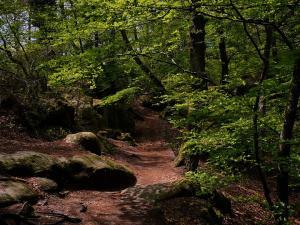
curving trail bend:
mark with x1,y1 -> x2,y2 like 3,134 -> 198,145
35,104 -> 183,225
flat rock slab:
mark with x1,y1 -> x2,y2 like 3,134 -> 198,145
158,197 -> 222,225
0,180 -> 38,207
67,154 -> 137,190
28,177 -> 58,192
0,151 -> 136,190
0,151 -> 64,178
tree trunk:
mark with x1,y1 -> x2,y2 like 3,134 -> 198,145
277,57 -> 300,221
252,24 -> 273,207
190,13 -> 207,89
272,38 -> 279,63
94,32 -> 100,48
219,37 -> 229,84
258,24 -> 273,114
120,30 -> 165,92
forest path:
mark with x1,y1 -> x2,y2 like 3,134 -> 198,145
36,103 -> 184,225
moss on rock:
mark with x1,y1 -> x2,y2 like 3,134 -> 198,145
65,132 -> 103,155
0,181 -> 38,207
29,177 -> 58,192
0,151 -> 59,177
0,151 -> 136,190
158,197 -> 223,225
174,144 -> 187,167
67,154 -> 136,190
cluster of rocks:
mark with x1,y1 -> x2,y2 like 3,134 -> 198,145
0,92 -> 139,208
0,148 -> 136,207
0,93 -> 136,140
122,180 -> 232,225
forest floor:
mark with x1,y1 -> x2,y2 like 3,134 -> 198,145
0,103 -> 299,225
0,103 -> 183,225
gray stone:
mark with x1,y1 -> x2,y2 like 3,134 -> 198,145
30,177 -> 58,192
0,151 -> 63,178
0,151 -> 136,190
0,180 -> 38,207
67,154 -> 136,189
65,132 -> 103,155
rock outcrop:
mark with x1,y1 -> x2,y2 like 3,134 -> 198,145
65,132 -> 103,155
67,154 -> 136,189
28,177 -> 58,192
0,151 -> 136,190
0,180 -> 38,207
0,151 -> 64,178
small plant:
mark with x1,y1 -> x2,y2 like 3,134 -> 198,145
100,87 -> 140,107
44,127 -> 70,141
185,171 -> 233,196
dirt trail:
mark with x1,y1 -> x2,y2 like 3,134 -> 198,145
31,104 -> 184,225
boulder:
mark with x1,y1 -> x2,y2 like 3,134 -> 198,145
158,197 -> 223,225
96,133 -> 117,154
66,154 -> 136,190
65,132 -> 103,155
44,100 -> 75,129
155,179 -> 196,202
0,180 -> 38,207
22,100 -> 75,131
211,190 -> 232,215
97,129 -> 121,139
0,151 -> 65,178
97,129 -> 136,146
76,107 -> 104,132
155,180 -> 232,216
0,151 -> 136,190
94,104 -> 135,133
117,133 -> 137,146
29,177 -> 58,192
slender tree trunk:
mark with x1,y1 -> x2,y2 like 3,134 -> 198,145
277,57 -> 300,222
120,30 -> 165,92
258,25 -> 273,114
219,37 -> 229,84
70,1 -> 84,53
272,38 -> 279,63
190,13 -> 208,89
252,24 -> 273,207
94,32 -> 100,48
230,9 -> 273,202
28,14 -> 31,42
133,0 -> 139,42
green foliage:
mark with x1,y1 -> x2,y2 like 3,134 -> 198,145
47,51 -> 103,88
43,127 -> 71,141
272,202 -> 294,225
1,0 -> 299,222
100,87 -> 140,107
185,171 -> 234,195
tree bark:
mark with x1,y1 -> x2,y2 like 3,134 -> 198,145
190,13 -> 208,89
277,56 -> 300,221
94,32 -> 100,48
252,24 -> 273,207
219,37 -> 229,84
258,24 -> 273,114
120,30 -> 165,92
